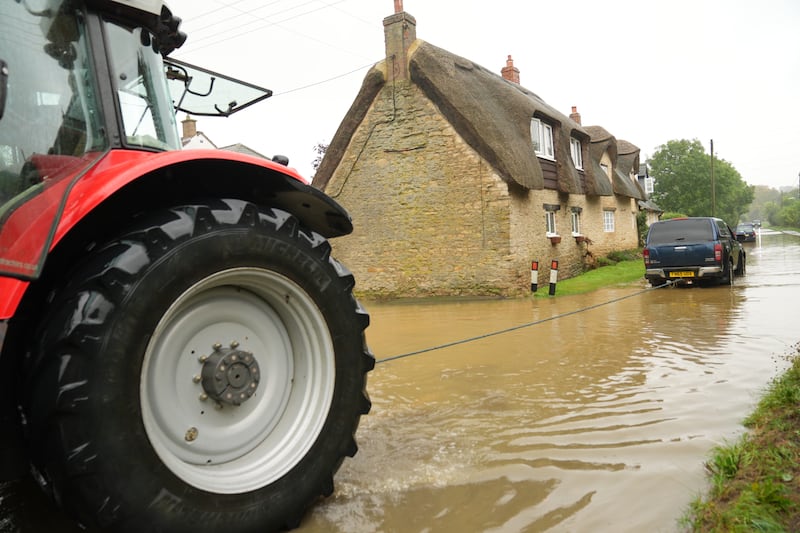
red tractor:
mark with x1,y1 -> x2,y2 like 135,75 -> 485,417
0,1 -> 373,531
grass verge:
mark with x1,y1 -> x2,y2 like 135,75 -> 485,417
534,250 -> 645,298
683,347 -> 800,532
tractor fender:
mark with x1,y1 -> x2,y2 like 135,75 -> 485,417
57,148 -> 353,242
1,149 -> 353,320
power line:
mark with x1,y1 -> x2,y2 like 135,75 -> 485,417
179,0 -> 349,53
273,60 -> 379,96
188,0 -> 282,33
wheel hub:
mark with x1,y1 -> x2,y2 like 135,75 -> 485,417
200,344 -> 260,405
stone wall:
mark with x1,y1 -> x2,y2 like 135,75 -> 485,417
326,80 -> 521,297
509,191 -> 639,284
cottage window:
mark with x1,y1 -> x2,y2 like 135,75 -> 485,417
644,176 -> 655,195
570,137 -> 583,169
571,211 -> 581,235
530,118 -> 554,159
546,211 -> 557,235
603,210 -> 615,232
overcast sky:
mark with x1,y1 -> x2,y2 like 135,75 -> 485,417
166,0 -> 800,191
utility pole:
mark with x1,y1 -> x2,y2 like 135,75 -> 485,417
710,139 -> 715,217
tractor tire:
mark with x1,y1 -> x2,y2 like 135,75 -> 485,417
22,199 -> 374,533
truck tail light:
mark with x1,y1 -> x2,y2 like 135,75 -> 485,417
714,243 -> 722,262
643,248 -> 651,266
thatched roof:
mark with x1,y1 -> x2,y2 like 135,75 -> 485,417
313,66 -> 385,190
584,126 -> 644,200
616,139 -> 646,200
314,39 -> 642,201
409,41 -> 586,193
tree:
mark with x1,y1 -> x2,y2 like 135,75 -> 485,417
650,139 -> 754,227
311,142 -> 329,172
747,185 -> 782,222
773,197 -> 800,228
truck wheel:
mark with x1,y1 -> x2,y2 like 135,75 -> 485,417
720,259 -> 734,286
23,200 -> 374,533
735,253 -> 746,276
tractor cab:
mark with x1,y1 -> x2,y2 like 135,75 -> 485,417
0,0 -> 269,280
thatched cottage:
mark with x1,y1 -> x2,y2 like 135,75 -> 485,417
313,3 -> 646,297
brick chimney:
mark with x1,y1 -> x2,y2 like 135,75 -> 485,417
501,55 -> 520,84
569,106 -> 581,125
383,1 -> 416,81
181,114 -> 197,139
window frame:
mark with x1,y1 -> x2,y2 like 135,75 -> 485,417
569,137 -> 583,170
571,211 -> 581,235
644,176 -> 655,195
545,211 -> 557,236
530,117 -> 555,160
603,210 -> 615,232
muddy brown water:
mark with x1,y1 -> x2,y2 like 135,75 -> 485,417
2,231 -> 799,532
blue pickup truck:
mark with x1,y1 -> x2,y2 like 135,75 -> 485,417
643,217 -> 746,287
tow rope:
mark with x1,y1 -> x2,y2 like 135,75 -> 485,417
376,281 -> 673,365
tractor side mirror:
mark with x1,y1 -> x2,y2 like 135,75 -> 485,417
0,59 -> 8,121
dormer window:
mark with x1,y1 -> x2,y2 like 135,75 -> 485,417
644,176 -> 655,194
530,118 -> 554,160
570,137 -> 583,169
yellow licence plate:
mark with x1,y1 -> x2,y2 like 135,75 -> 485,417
669,271 -> 695,278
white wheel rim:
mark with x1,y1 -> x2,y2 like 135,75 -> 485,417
140,267 -> 335,494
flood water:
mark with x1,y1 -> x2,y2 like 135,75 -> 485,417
297,230 -> 800,533
1,231 -> 799,532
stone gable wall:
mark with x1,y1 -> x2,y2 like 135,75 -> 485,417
325,81 -> 522,297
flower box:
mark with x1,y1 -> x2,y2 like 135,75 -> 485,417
549,235 -> 561,245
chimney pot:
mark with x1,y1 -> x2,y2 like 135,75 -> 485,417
501,54 -> 520,84
384,6 -> 416,80
181,115 -> 197,140
569,106 -> 582,125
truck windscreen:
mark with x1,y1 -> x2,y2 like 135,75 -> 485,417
648,219 -> 714,245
